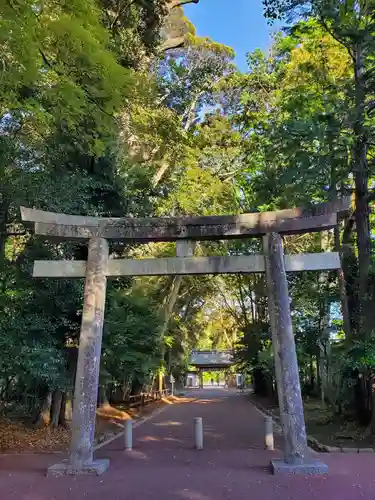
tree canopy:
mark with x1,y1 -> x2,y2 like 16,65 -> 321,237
2,0 -> 375,437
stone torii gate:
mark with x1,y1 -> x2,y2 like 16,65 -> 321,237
21,198 -> 348,476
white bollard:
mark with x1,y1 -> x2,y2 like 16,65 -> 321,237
194,417 -> 203,450
264,415 -> 274,451
124,419 -> 133,451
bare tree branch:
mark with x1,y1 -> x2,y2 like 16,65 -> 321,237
160,35 -> 186,52
167,0 -> 199,11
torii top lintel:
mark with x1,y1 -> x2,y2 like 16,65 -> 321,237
20,198 -> 350,243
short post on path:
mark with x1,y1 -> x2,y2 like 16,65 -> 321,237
124,419 -> 133,451
264,416 -> 274,451
194,417 -> 203,450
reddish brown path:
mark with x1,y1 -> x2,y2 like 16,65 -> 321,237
2,389 -> 375,499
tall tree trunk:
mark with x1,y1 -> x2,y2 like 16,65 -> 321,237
0,196 -> 9,270
309,355 -> 315,392
151,91 -> 202,186
319,349 -> 326,405
327,107 -> 352,340
352,45 -> 371,336
351,43 -> 374,429
370,374 -> 375,433
318,231 -> 330,405
334,225 -> 352,338
59,391 -> 73,428
159,243 -> 196,369
342,216 -> 359,333
182,92 -> 202,131
160,275 -> 183,337
316,352 -> 321,393
152,161 -> 170,188
98,385 -> 110,407
33,390 -> 52,428
50,389 -> 63,428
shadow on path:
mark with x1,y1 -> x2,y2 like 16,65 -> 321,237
1,389 -> 375,499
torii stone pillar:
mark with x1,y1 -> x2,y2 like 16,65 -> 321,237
263,235 -> 285,421
48,237 -> 109,476
263,233 -> 327,474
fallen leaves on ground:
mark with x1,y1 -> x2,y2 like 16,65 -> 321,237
0,395 -> 184,453
96,404 -> 133,421
0,419 -> 70,453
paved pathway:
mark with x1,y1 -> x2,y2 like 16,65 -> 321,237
2,389 -> 375,499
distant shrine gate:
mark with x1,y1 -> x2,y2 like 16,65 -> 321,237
21,198 -> 349,476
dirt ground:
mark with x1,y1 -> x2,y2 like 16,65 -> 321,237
0,395 -> 184,453
249,393 -> 375,449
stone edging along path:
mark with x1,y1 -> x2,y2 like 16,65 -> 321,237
93,403 -> 169,452
249,396 -> 375,454
94,395 -> 200,452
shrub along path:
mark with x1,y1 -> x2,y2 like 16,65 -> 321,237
1,388 -> 375,499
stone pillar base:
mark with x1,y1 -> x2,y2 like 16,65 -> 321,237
47,459 -> 109,477
271,458 -> 328,475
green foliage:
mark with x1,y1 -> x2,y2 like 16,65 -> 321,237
3,0 -> 375,435
0,0 -> 135,153
102,286 -> 163,388
0,0 -> 190,416
345,335 -> 375,372
100,0 -> 168,67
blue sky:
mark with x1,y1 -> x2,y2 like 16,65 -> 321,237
184,0 -> 278,71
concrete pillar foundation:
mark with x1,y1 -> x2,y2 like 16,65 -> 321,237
47,459 -> 109,477
271,458 -> 328,475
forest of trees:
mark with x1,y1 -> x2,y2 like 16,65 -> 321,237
1,0 -> 375,434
